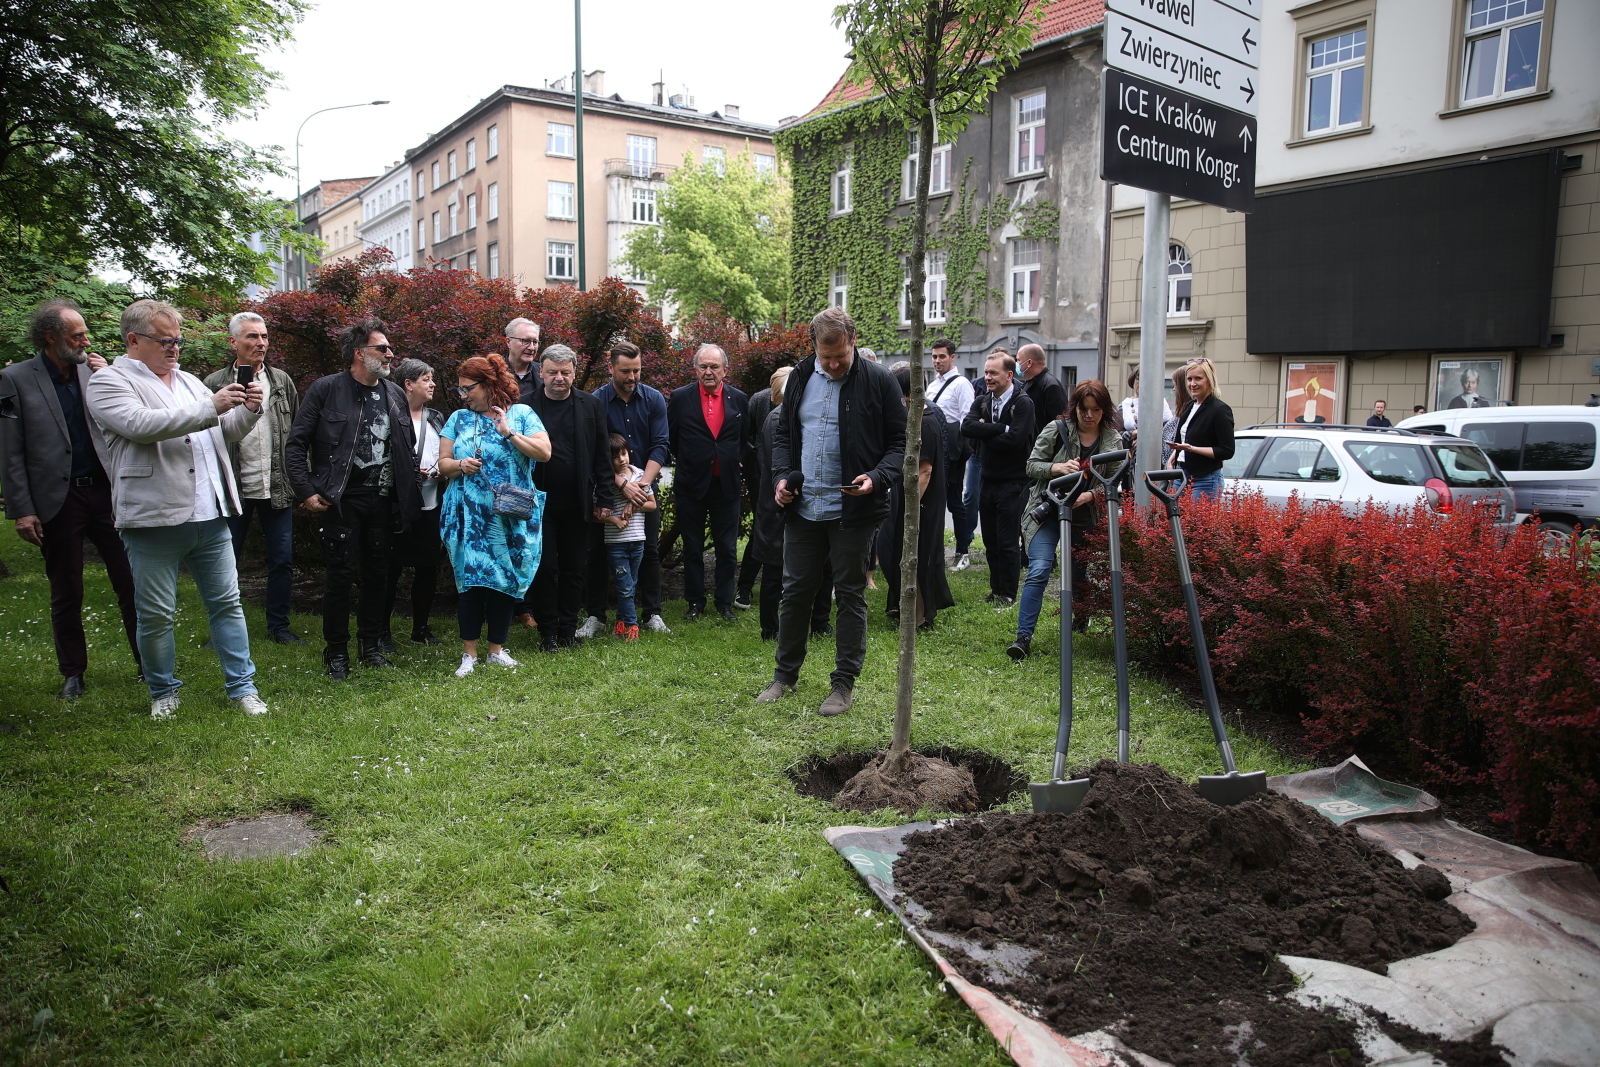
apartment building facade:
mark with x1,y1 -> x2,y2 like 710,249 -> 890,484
404,73 -> 776,296
1106,0 -> 1600,423
283,176 -> 375,290
358,163 -> 416,271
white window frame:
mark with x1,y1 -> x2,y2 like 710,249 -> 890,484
418,219 -> 427,250
900,252 -> 949,324
830,266 -> 848,311
631,186 -> 657,224
547,122 -> 575,157
753,153 -> 776,175
487,241 -> 500,279
466,138 -> 476,172
416,171 -> 424,199
1167,243 -> 1193,318
431,211 -> 441,243
548,180 -> 575,220
430,161 -> 440,190
1305,27 -> 1368,136
626,134 -> 657,177
467,249 -> 478,274
448,202 -> 458,237
1009,239 -> 1042,318
447,150 -> 457,180
487,124 -> 499,159
1014,91 -> 1046,176
903,136 -> 954,200
487,182 -> 499,221
831,146 -> 853,215
466,192 -> 478,229
1461,0 -> 1547,105
548,240 -> 576,280
703,145 -> 726,176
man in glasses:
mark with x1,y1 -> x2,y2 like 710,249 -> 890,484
285,317 -> 422,680
503,318 -> 541,405
0,299 -> 141,699
84,299 -> 269,721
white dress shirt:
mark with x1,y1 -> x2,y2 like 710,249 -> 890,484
930,367 -> 975,428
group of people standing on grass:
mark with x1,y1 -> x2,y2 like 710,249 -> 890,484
0,298 -> 1231,722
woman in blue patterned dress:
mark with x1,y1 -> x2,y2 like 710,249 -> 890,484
437,355 -> 551,677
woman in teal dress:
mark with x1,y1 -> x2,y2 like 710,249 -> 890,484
437,354 -> 551,677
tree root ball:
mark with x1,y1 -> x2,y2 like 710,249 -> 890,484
834,750 -> 980,816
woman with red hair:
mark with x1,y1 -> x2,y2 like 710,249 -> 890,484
437,354 -> 552,677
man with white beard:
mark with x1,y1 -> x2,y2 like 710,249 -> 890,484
285,318 -> 422,680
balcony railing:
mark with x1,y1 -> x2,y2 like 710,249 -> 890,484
604,158 -> 676,181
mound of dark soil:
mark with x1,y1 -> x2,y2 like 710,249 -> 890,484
893,761 -> 1483,1067
835,751 -> 979,816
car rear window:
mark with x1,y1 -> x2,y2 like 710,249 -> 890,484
1431,443 -> 1508,488
1523,422 -> 1596,472
1221,437 -> 1263,479
1462,422 -> 1524,471
1342,442 -> 1430,486
1254,438 -> 1340,482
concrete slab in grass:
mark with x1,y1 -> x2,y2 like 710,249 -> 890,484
194,813 -> 320,860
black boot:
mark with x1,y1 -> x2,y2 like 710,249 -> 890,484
358,639 -> 394,668
324,645 -> 351,681
1006,635 -> 1032,661
411,625 -> 442,646
376,632 -> 397,657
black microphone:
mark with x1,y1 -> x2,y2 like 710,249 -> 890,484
781,470 -> 804,507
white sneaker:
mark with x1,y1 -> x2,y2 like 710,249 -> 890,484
485,650 -> 519,668
150,694 -> 180,721
644,614 -> 671,634
953,553 -> 971,571
575,616 -> 603,639
233,693 -> 269,716
454,654 -> 478,678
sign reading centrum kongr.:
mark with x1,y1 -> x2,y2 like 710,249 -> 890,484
1100,67 -> 1257,213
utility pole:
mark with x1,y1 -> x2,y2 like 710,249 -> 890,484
293,100 -> 389,290
573,0 -> 587,291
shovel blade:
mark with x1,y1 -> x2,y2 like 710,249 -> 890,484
1196,770 -> 1269,806
1030,777 -> 1091,814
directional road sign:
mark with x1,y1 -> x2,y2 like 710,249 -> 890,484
1100,68 -> 1257,212
1105,0 -> 1260,67
1105,10 -> 1260,116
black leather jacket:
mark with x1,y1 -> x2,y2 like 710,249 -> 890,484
284,370 -> 422,525
771,353 -> 906,527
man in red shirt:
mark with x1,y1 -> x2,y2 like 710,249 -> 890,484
666,345 -> 750,620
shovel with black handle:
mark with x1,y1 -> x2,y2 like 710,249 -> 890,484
1144,470 -> 1267,805
1085,450 -> 1134,762
1030,470 -> 1091,814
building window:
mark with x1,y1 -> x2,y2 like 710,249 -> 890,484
488,182 -> 499,220
902,136 -> 953,199
901,252 -> 949,324
419,219 -> 427,250
631,186 -> 657,223
487,124 -> 499,159
703,145 -> 726,175
548,181 -> 575,219
830,266 -> 848,311
1306,28 -> 1367,134
415,173 -> 423,199
831,146 -> 853,215
548,240 -> 575,280
431,211 -> 441,243
447,150 -> 457,181
431,161 -> 440,190
1167,244 -> 1192,316
448,201 -> 458,236
1462,0 -> 1545,103
548,122 -> 575,156
1009,239 -> 1041,316
754,153 -> 776,175
626,134 -> 657,177
466,138 -> 476,171
1015,91 -> 1046,175
466,192 -> 478,229
467,249 -> 478,274
487,241 -> 500,279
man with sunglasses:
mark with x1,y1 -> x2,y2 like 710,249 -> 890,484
84,299 -> 268,721
503,318 -> 541,405
285,318 -> 422,680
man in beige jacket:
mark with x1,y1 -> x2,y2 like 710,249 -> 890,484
86,299 -> 268,721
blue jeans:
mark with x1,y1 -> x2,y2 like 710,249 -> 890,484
1183,469 -> 1224,502
228,499 -> 293,634
608,541 -> 645,625
120,518 -> 258,702
1017,524 -> 1061,640
956,453 -> 982,552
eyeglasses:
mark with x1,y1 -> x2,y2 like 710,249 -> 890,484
508,336 -> 539,345
359,344 -> 396,356
1185,358 -> 1208,366
455,381 -> 485,396
134,332 -> 185,351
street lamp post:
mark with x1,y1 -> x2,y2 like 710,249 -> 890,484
574,0 -> 587,291
293,100 -> 390,289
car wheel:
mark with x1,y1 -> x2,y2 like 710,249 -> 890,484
1539,518 -> 1579,551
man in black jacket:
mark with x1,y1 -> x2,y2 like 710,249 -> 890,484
962,352 -> 1035,606
525,344 -> 610,649
667,344 -> 749,621
285,318 -> 422,679
757,307 -> 905,717
1017,343 -> 1068,434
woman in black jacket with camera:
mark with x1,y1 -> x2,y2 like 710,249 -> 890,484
1166,357 -> 1235,502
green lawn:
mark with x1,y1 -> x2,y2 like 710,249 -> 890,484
0,522 -> 1307,1065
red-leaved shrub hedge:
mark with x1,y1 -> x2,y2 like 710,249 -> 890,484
1081,491 -> 1600,863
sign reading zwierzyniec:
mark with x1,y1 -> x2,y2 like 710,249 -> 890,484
1101,0 -> 1260,212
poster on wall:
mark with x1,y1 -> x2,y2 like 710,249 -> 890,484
1432,356 -> 1510,411
1282,360 -> 1343,425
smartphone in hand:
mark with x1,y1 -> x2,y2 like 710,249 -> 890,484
236,364 -> 255,388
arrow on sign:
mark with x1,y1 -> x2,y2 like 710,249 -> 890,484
1239,126 -> 1253,152
1242,28 -> 1256,54
1240,77 -> 1256,103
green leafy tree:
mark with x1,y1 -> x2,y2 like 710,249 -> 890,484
0,0 -> 313,294
0,254 -> 137,365
621,151 -> 791,331
834,0 -> 1040,777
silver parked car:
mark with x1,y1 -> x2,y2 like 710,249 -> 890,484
1221,424 -> 1515,522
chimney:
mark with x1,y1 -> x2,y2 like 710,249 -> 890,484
583,69 -> 605,96
653,70 -> 665,106
724,104 -> 740,120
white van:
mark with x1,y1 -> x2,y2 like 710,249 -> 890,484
1397,405 -> 1600,539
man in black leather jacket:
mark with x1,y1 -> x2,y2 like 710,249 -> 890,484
285,318 -> 421,680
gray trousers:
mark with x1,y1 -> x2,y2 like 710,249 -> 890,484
774,516 -> 875,690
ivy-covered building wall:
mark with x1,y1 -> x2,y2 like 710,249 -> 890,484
776,24 -> 1107,390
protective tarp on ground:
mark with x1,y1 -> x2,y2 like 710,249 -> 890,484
824,757 -> 1600,1067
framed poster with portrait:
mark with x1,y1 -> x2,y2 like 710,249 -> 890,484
1431,356 -> 1511,411
1280,359 -> 1344,425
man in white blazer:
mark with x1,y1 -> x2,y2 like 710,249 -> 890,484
86,299 -> 269,721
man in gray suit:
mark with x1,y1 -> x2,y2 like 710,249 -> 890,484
0,299 -> 141,698
86,299 -> 268,721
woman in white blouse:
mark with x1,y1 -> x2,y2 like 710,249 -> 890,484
382,358 -> 448,647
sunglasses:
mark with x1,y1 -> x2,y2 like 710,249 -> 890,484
134,332 -> 185,351
359,344 -> 396,356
